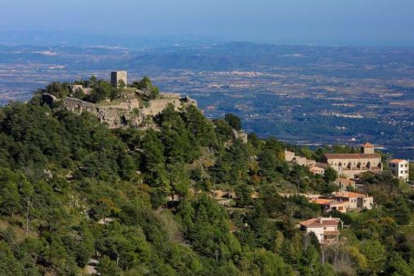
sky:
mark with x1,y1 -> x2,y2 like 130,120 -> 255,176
0,0 -> 413,46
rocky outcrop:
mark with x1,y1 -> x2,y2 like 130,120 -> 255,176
53,94 -> 197,129
232,129 -> 248,144
63,98 -> 141,129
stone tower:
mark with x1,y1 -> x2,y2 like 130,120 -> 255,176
361,142 -> 375,154
111,71 -> 128,87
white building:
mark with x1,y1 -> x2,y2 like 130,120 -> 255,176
299,217 -> 342,245
389,159 -> 409,181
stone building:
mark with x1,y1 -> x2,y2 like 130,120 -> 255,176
389,159 -> 409,181
284,150 -> 316,168
323,143 -> 383,179
111,71 -> 128,87
310,166 -> 325,176
333,191 -> 373,210
336,178 -> 356,191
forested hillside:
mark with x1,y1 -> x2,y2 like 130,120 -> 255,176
1,88 -> 414,276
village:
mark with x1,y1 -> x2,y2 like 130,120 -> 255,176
282,142 -> 409,245
163,141 -> 411,247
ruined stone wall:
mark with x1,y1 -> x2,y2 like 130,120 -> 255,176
63,98 -> 143,129
141,99 -> 182,116
60,95 -> 197,129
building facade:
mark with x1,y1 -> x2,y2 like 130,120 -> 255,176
323,143 -> 383,179
299,217 -> 342,245
333,191 -> 373,210
389,159 -> 409,181
310,198 -> 349,213
284,150 -> 319,173
336,178 -> 356,191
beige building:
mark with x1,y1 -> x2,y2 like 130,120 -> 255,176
111,71 -> 128,87
310,198 -> 349,214
323,143 -> 383,179
389,159 -> 409,182
299,217 -> 342,245
336,178 -> 356,191
333,191 -> 373,210
310,166 -> 325,176
285,150 -> 317,169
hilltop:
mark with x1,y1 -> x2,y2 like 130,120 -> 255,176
0,77 -> 414,276
38,75 -> 197,130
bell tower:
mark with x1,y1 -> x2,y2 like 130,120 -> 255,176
361,142 -> 375,154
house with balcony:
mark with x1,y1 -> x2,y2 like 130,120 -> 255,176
299,217 -> 342,245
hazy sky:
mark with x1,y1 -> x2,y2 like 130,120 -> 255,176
1,0 -> 413,46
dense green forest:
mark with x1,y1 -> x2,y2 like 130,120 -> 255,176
1,82 -> 414,276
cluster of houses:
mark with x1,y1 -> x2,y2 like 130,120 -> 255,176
284,149 -> 326,176
286,142 -> 412,245
282,190 -> 373,214
309,191 -> 373,213
165,142 -> 409,247
285,142 -> 410,184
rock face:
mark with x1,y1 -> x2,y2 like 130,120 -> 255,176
232,129 -> 249,144
58,94 -> 197,129
63,98 -> 137,129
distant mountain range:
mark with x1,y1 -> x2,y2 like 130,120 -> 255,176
0,30 -> 226,49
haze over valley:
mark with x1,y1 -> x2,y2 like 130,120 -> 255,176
1,41 -> 414,157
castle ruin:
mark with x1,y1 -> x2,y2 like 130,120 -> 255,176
111,71 -> 128,87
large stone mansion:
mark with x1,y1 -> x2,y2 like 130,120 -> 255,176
322,142 -> 383,179
285,142 -> 384,180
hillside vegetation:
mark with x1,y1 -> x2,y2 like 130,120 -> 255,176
0,83 -> 414,276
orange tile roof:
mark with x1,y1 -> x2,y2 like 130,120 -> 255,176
299,217 -> 341,228
311,198 -> 333,205
310,198 -> 349,206
362,142 -> 375,148
334,191 -> 367,198
310,166 -> 324,171
390,159 -> 407,163
324,153 -> 380,159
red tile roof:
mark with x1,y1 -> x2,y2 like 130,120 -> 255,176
334,191 -> 368,198
390,159 -> 407,163
311,198 -> 333,205
362,142 -> 375,148
324,153 -> 380,159
299,217 -> 341,228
